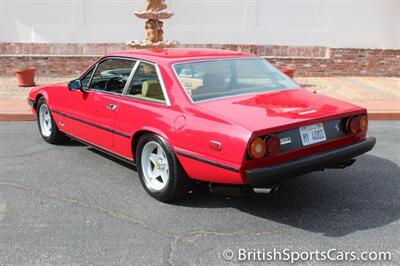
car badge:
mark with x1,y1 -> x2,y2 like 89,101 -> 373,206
335,123 -> 340,132
298,109 -> 317,115
280,137 -> 292,145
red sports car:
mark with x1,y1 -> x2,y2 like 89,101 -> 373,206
27,49 -> 376,202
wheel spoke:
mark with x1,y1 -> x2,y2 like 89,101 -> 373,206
151,167 -> 161,179
157,146 -> 163,156
149,153 -> 158,165
160,171 -> 168,183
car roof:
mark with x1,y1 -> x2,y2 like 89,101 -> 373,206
108,48 -> 257,64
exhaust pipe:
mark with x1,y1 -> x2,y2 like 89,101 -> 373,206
253,183 -> 284,194
327,159 -> 356,169
253,187 -> 273,194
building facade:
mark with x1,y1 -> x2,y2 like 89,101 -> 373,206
1,0 -> 399,76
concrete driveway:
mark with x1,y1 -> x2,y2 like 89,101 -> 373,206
0,121 -> 399,265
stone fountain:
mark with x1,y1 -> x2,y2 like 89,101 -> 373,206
126,0 -> 178,48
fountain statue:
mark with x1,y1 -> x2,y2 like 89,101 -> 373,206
126,0 -> 178,48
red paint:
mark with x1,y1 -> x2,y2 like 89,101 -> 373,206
66,90 -> 120,148
28,49 -> 370,185
209,141 -> 222,151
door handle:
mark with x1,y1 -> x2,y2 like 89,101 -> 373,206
107,104 -> 117,110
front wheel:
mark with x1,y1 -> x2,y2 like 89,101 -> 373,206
136,134 -> 192,202
36,97 -> 67,144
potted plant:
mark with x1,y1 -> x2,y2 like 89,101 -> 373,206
15,65 -> 36,87
278,66 -> 296,79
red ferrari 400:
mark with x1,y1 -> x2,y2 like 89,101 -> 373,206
28,49 -> 376,202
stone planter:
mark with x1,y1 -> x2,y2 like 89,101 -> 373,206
278,67 -> 296,79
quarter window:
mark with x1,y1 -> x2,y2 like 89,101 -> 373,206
81,67 -> 95,90
89,58 -> 136,94
126,62 -> 166,103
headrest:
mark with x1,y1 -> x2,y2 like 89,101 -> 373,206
142,80 -> 164,100
202,73 -> 225,87
143,64 -> 156,74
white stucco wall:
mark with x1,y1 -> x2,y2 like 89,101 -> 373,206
0,0 -> 399,49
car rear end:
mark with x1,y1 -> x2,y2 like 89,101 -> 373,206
171,55 -> 376,188
243,112 -> 376,187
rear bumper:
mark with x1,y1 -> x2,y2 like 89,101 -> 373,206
246,137 -> 376,186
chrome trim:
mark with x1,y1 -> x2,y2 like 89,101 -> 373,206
75,55 -> 171,106
193,90 -> 297,104
86,63 -> 99,90
173,57 -> 259,66
89,89 -> 125,97
123,94 -> 168,105
122,60 -> 172,107
87,56 -> 137,92
107,104 -> 117,110
79,63 -> 97,81
122,60 -> 141,95
171,57 -> 300,104
154,63 -> 171,106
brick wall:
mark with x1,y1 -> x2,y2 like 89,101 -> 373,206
1,43 -> 399,77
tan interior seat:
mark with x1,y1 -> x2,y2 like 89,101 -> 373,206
192,73 -> 226,96
180,77 -> 203,93
141,80 -> 165,100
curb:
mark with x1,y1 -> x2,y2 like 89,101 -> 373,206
368,112 -> 400,120
0,113 -> 36,121
0,112 -> 399,122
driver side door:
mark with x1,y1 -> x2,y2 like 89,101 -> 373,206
66,57 -> 136,149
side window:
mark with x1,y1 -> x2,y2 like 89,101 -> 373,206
81,67 -> 95,90
89,59 -> 136,94
126,62 -> 166,103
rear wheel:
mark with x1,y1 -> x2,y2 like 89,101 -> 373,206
136,133 -> 192,202
36,97 -> 67,144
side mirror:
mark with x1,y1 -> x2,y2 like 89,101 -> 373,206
68,79 -> 83,91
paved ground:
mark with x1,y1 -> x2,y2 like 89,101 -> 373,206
0,77 -> 72,121
297,77 -> 400,120
0,121 -> 399,265
0,76 -> 399,120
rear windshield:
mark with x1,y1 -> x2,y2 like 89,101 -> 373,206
173,58 -> 300,102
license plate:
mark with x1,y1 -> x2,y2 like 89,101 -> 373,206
299,123 -> 327,146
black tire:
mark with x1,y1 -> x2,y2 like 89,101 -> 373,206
136,133 -> 192,202
36,97 -> 67,144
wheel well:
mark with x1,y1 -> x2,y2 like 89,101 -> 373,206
131,130 -> 154,157
131,130 -> 189,179
34,94 -> 44,109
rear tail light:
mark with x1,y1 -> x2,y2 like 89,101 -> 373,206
359,114 -> 368,132
248,137 -> 266,159
346,115 -> 368,134
347,117 -> 360,134
265,135 -> 281,155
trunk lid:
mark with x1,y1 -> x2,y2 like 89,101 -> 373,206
196,89 -> 365,135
